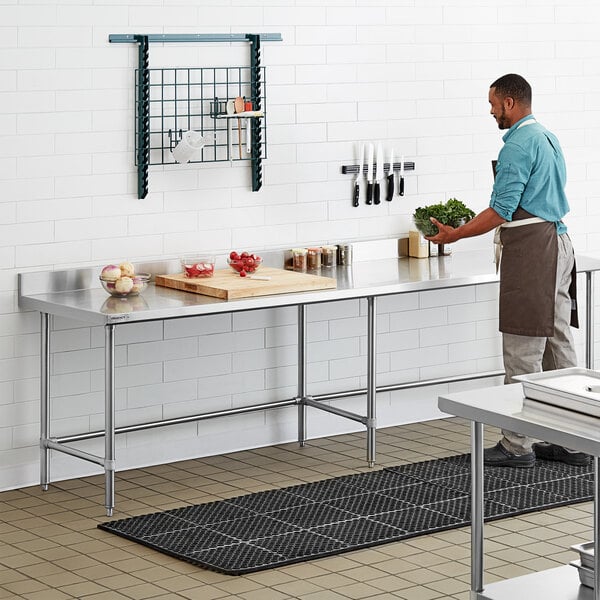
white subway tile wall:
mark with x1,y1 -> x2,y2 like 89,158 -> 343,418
1,1 -> 599,490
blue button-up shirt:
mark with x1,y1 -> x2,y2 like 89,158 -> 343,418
490,115 -> 569,234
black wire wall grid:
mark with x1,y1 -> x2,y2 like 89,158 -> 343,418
109,33 -> 283,199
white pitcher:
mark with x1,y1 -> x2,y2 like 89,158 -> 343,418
172,131 -> 214,164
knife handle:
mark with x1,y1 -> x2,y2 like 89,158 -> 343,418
399,176 -> 405,196
352,183 -> 360,207
374,183 -> 380,205
366,182 -> 373,205
386,174 -> 394,201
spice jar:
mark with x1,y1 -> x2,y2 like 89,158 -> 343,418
307,247 -> 322,270
292,248 -> 307,271
336,244 -> 353,266
321,245 -> 337,268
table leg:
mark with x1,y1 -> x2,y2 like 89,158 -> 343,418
594,456 -> 599,599
471,421 -> 484,595
586,271 -> 595,370
40,312 -> 50,491
104,324 -> 116,517
366,296 -> 377,467
297,304 -> 307,447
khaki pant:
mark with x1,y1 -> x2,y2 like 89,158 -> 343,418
501,233 -> 577,455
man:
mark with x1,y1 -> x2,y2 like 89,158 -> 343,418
427,73 -> 590,468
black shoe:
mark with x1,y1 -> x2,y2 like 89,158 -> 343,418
483,442 -> 535,468
533,443 -> 592,466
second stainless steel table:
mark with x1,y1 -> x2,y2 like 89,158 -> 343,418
439,383 -> 600,600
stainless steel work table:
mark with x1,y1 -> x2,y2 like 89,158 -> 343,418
18,251 -> 600,515
438,384 -> 600,600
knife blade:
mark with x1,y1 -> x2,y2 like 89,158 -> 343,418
353,143 -> 364,207
374,143 -> 383,205
366,143 -> 374,205
399,154 -> 405,196
386,148 -> 394,202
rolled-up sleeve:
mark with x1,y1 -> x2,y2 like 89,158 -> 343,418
489,143 -> 533,221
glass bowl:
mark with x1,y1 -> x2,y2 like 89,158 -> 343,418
181,256 -> 215,278
100,273 -> 150,297
227,256 -> 262,274
413,217 -> 439,237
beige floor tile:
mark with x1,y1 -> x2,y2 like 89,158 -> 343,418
395,585 -> 446,600
21,589 -> 73,600
425,576 -> 469,595
59,581 -> 109,597
95,573 -> 148,591
238,588 -> 292,600
245,570 -> 297,587
395,568 -> 447,586
305,572 -> 353,589
334,581 -> 389,599
0,572 -> 28,591
428,560 -> 470,578
178,586 -> 232,600
296,591 -> 349,600
2,579 -> 48,596
272,580 -> 324,597
339,564 -> 389,582
84,592 -> 132,599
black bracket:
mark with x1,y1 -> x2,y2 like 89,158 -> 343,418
342,161 -> 415,175
247,33 -> 263,192
134,35 -> 150,199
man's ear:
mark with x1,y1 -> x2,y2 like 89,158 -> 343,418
504,96 -> 515,111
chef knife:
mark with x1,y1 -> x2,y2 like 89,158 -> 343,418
353,143 -> 364,207
374,143 -> 383,205
399,154 -> 405,196
366,143 -> 374,205
386,148 -> 394,202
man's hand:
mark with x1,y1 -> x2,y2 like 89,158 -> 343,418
426,218 -> 457,244
425,208 -> 506,245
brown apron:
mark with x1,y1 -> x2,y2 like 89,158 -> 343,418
499,208 -> 578,336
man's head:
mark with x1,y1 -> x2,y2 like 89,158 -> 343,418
489,74 -> 532,130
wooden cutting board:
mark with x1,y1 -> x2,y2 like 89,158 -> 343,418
155,267 -> 337,300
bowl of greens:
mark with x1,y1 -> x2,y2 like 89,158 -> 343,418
413,198 -> 475,237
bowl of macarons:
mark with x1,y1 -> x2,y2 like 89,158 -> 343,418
99,262 -> 150,297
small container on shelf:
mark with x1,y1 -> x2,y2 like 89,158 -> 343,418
336,244 -> 353,266
292,248 -> 307,272
408,230 -> 429,258
321,245 -> 337,268
284,249 -> 294,270
307,247 -> 322,270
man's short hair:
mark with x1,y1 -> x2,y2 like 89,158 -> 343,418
490,74 -> 532,106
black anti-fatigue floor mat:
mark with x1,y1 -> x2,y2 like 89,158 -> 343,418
98,454 -> 593,575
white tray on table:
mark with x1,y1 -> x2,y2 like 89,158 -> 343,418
514,367 -> 600,418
